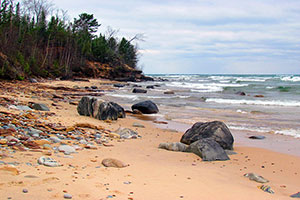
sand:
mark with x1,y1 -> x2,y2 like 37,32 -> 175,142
0,79 -> 299,200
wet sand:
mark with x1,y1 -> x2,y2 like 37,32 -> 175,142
0,79 -> 299,200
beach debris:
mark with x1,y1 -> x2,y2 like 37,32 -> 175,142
116,128 -> 139,139
131,100 -> 159,114
132,88 -> 147,93
29,103 -> 50,111
188,138 -> 230,161
248,135 -> 266,140
159,142 -> 189,152
258,185 -> 274,194
244,173 -> 269,183
64,193 -> 73,199
38,156 -> 62,167
102,158 -> 128,168
290,192 -> 300,198
181,121 -> 234,150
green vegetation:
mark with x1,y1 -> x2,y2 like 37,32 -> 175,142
0,0 -> 141,79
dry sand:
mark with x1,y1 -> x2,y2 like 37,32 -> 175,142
0,79 -> 299,200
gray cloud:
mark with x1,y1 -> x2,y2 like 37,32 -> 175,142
51,0 -> 300,74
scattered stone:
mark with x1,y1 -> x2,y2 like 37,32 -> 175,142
290,192 -> 300,198
116,128 -> 139,139
188,138 -> 230,161
113,83 -> 125,88
38,156 -> 62,167
244,173 -> 269,183
132,122 -> 145,128
22,189 -> 28,193
180,121 -> 234,150
146,85 -> 154,89
15,105 -> 32,111
248,135 -> 266,140
258,185 -> 274,194
254,95 -> 264,98
49,136 -> 61,143
58,145 -> 76,155
159,142 -> 189,152
235,91 -> 246,96
64,193 -> 72,199
91,86 -> 97,89
29,78 -> 38,83
24,175 -> 39,178
29,103 -> 50,111
164,91 -> 175,95
132,88 -> 147,93
131,100 -> 159,114
102,158 -> 128,168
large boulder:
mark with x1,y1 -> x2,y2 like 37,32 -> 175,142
77,96 -> 125,120
180,121 -> 234,150
131,100 -> 159,114
188,138 -> 230,161
95,102 -> 125,120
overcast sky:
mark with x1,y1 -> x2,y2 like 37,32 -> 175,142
50,0 -> 300,74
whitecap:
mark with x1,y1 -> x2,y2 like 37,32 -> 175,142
275,129 -> 300,138
106,94 -> 139,101
281,76 -> 300,82
206,98 -> 300,107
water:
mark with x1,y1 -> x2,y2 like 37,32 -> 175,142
103,74 -> 300,139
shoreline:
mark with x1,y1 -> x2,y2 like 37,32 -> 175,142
0,78 -> 299,199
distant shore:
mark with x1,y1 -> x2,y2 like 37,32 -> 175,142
0,78 -> 299,199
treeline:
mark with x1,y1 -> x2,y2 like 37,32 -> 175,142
0,0 -> 140,80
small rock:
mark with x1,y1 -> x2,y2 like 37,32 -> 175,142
254,95 -> 264,98
91,86 -> 97,89
29,103 -> 50,111
64,193 -> 72,199
58,145 -> 76,155
113,83 -> 125,88
49,136 -> 61,143
249,135 -> 266,140
131,100 -> 159,114
244,173 -> 269,183
164,91 -> 175,94
102,158 -> 128,168
132,122 -> 145,128
258,185 -> 274,194
132,88 -> 147,93
290,192 -> 300,198
22,189 -> 28,193
146,85 -> 154,89
159,142 -> 189,152
38,156 -> 61,167
116,128 -> 139,139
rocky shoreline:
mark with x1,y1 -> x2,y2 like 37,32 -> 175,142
0,79 -> 300,199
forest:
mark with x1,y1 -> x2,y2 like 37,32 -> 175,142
0,0 -> 143,80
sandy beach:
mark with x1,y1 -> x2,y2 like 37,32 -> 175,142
0,79 -> 299,200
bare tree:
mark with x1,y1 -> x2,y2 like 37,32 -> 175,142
22,0 -> 53,23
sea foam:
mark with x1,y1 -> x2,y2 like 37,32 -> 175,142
206,98 -> 300,107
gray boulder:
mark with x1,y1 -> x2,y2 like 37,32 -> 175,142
187,138 -> 230,161
131,100 -> 159,114
180,121 -> 234,150
95,102 -> 125,120
77,96 -> 125,120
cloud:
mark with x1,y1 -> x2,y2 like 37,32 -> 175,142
51,0 -> 300,74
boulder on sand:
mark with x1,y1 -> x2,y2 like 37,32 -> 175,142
187,138 -> 230,161
131,100 -> 159,114
180,121 -> 234,150
77,96 -> 125,120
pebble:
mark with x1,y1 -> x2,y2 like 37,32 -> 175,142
58,145 -> 76,155
290,192 -> 300,198
38,156 -> 62,167
22,188 -> 28,193
64,193 -> 72,199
